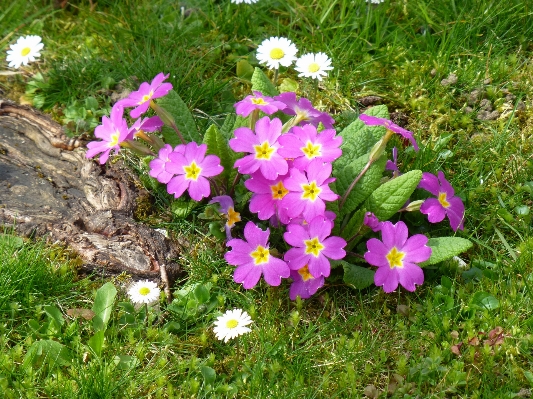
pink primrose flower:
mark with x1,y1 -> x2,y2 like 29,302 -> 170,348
274,92 -> 335,129
418,171 -> 465,231
283,216 -> 346,278
244,171 -> 291,224
229,116 -> 288,180
209,195 -> 241,240
278,124 -> 342,170
149,144 -> 184,184
385,147 -> 401,176
86,104 -> 129,165
280,160 -> 338,222
165,142 -> 223,201
289,267 -> 325,300
225,222 -> 290,289
363,212 -> 382,232
126,116 -> 164,140
234,91 -> 286,117
117,72 -> 173,119
359,114 -> 419,151
364,221 -> 431,293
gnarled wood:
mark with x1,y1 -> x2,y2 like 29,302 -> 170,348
0,98 -> 184,284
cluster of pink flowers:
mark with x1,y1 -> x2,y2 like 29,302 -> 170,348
85,72 -> 467,299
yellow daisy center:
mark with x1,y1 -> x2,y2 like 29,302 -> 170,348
308,63 -> 320,73
138,90 -> 154,105
108,132 -> 120,147
254,141 -> 275,160
304,237 -> 324,257
298,265 -> 314,281
251,245 -> 270,265
438,192 -> 450,208
386,247 -> 405,269
301,181 -> 321,201
226,319 -> 239,329
251,97 -> 267,105
226,207 -> 241,227
270,48 -> 285,60
302,141 -> 322,159
21,47 -> 31,56
183,161 -> 202,181
270,181 -> 289,200
139,287 -> 151,296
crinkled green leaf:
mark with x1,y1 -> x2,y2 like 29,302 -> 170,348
156,89 -> 201,143
220,113 -> 236,141
203,124 -> 231,181
92,282 -> 117,332
251,67 -> 278,97
365,170 -> 422,221
340,209 -> 367,252
171,198 -> 197,218
419,237 -> 473,267
337,121 -> 379,169
342,261 -> 375,290
335,154 -> 386,217
23,340 -> 72,369
470,292 -> 499,311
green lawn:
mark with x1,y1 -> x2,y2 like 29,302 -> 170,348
1,0 -> 533,397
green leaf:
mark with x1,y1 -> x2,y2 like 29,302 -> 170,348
92,282 -> 117,332
0,234 -> 24,249
362,105 -> 390,141
156,89 -> 201,143
201,366 -> 217,385
85,96 -> 99,110
278,78 -> 299,93
419,237 -> 473,267
194,284 -> 210,304
203,124 -> 231,181
113,355 -> 139,370
365,170 -> 422,221
236,60 -> 254,80
470,292 -> 499,311
87,330 -> 105,357
171,198 -> 197,218
23,340 -> 72,369
44,305 -> 64,330
337,121 -> 379,169
340,209 -> 367,252
220,113 -> 237,141
335,155 -> 386,216
342,261 -> 375,290
251,67 -> 278,97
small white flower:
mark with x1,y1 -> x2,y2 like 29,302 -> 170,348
127,280 -> 160,304
6,35 -> 44,69
256,37 -> 298,70
295,52 -> 333,81
213,309 -> 252,343
367,0 -> 385,3
231,0 -> 259,3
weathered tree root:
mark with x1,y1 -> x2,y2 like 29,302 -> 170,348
0,98 -> 185,285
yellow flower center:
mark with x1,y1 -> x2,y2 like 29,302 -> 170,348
298,265 -> 314,281
304,237 -> 324,257
183,161 -> 202,181
226,207 -> 241,228
251,97 -> 267,105
302,141 -> 322,159
308,63 -> 320,73
139,287 -> 151,296
251,245 -> 270,265
270,48 -> 285,60
270,181 -> 289,200
254,141 -> 275,160
301,181 -> 321,201
138,90 -> 154,105
438,192 -> 450,208
108,132 -> 120,147
226,319 -> 239,329
21,47 -> 31,56
386,247 -> 405,269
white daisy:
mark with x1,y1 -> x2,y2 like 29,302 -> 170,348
294,52 -> 333,81
367,0 -> 385,3
213,309 -> 252,343
256,37 -> 298,70
127,280 -> 160,304
231,0 -> 259,3
6,35 -> 44,69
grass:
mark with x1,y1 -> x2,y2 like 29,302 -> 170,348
1,0 -> 533,397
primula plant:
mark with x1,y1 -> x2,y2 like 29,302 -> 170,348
85,66 -> 472,300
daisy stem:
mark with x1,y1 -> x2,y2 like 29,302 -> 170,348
339,159 -> 373,209
273,68 -> 279,86
232,339 -> 240,375
144,303 -> 149,326
312,78 -> 319,104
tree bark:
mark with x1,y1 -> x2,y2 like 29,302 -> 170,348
0,98 -> 184,284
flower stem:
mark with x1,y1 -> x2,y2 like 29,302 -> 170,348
232,339 -> 240,375
229,172 -> 241,198
339,159 -> 373,209
273,68 -> 279,86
